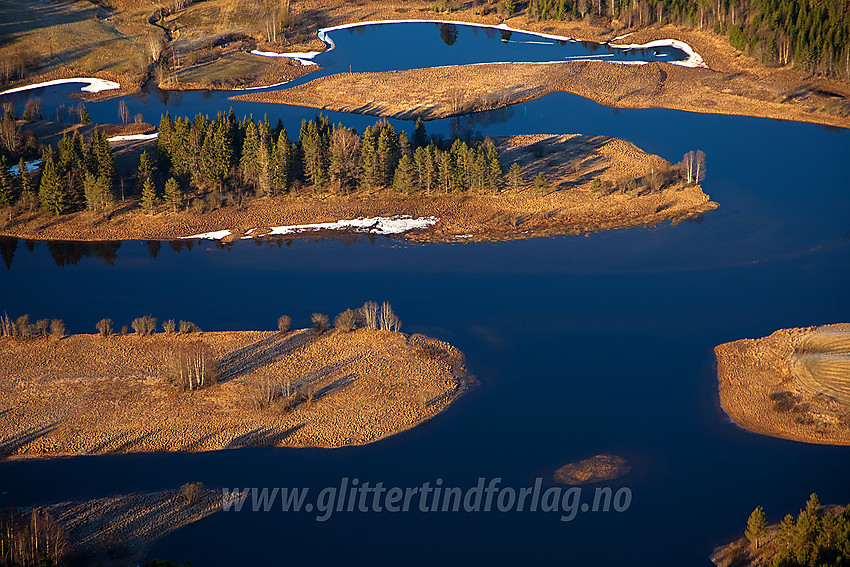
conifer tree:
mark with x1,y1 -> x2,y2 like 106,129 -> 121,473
487,143 -> 502,193
141,175 -> 158,213
83,172 -> 113,214
393,154 -> 415,193
240,119 -> 261,189
508,162 -> 523,191
80,105 -> 91,124
745,506 -> 767,549
412,117 -> 427,150
359,125 -> 379,190
39,148 -> 67,215
398,131 -> 411,160
271,129 -> 292,194
137,151 -> 154,194
157,112 -> 174,172
376,123 -> 399,186
0,156 -> 13,209
164,177 -> 183,211
16,158 -> 36,210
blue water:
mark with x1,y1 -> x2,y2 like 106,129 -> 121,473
0,20 -> 848,567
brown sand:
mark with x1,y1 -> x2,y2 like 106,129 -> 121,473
0,133 -> 716,243
553,454 -> 631,485
0,328 -> 469,459
715,324 -> 850,446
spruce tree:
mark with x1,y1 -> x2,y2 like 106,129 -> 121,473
359,125 -> 379,190
157,112 -> 174,172
745,506 -> 768,549
271,129 -> 292,194
80,105 -> 91,124
412,117 -> 427,150
16,158 -> 36,211
240,119 -> 261,189
0,156 -> 13,209
137,151 -> 154,194
376,123 -> 399,186
398,131 -> 411,160
487,144 -> 502,193
164,177 -> 183,211
39,148 -> 67,215
141,175 -> 158,213
84,172 -> 114,214
508,162 -> 523,191
392,154 -> 415,194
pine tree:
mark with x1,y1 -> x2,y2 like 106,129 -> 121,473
0,156 -> 13,209
141,175 -> 158,213
392,154 -> 415,193
164,177 -> 183,211
412,117 -> 427,150
745,506 -> 768,549
39,148 -> 67,215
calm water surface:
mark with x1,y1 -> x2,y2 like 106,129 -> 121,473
0,21 -> 848,567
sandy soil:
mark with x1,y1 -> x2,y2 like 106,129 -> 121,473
553,454 -> 631,485
45,488 -> 221,567
0,133 -> 716,243
234,55 -> 849,128
0,328 -> 468,458
715,324 -> 850,446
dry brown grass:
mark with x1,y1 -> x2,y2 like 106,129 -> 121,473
0,133 -> 716,243
0,328 -> 468,458
715,323 -> 850,446
553,454 -> 631,485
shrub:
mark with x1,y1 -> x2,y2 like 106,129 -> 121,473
35,319 -> 49,336
277,315 -> 291,333
162,319 -> 176,334
311,313 -> 329,333
297,383 -> 317,407
15,315 -> 30,336
0,312 -> 13,336
121,325 -> 129,336
165,342 -> 218,391
49,319 -> 65,341
359,301 -> 379,330
180,481 -> 204,506
252,379 -> 295,411
96,318 -> 114,337
131,315 -> 158,336
379,302 -> 402,332
334,309 -> 357,332
178,320 -> 200,334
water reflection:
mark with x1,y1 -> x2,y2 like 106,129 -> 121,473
439,23 -> 458,46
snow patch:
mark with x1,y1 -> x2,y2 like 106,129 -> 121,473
250,50 -> 320,66
107,133 -> 159,142
608,38 -> 706,68
7,159 -> 42,176
183,215 -> 439,240
0,77 -> 120,96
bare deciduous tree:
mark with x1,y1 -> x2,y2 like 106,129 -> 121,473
167,342 -> 218,390
359,301 -> 379,330
118,100 -> 129,125
379,302 -> 402,332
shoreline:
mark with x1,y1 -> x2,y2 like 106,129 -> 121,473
0,133 -> 717,244
715,324 -> 850,446
0,327 -> 470,459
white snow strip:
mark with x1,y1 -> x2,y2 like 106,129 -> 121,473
0,77 -> 120,96
183,229 -> 233,240
107,132 -> 159,142
7,159 -> 41,176
184,215 -> 439,240
611,32 -> 634,41
507,40 -> 556,45
454,234 -> 474,238
250,49 -> 320,66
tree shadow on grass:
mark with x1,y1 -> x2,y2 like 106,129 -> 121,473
0,422 -> 58,457
217,329 -> 317,383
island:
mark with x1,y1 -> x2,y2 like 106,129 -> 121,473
552,454 -> 631,485
0,302 -> 471,458
715,324 -> 850,446
0,117 -> 717,243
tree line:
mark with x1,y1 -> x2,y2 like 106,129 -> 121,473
148,111 -> 506,212
744,493 -> 850,566
519,0 -> 849,79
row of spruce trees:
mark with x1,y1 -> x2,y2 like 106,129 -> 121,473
0,126 -> 116,216
151,111 -> 506,205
